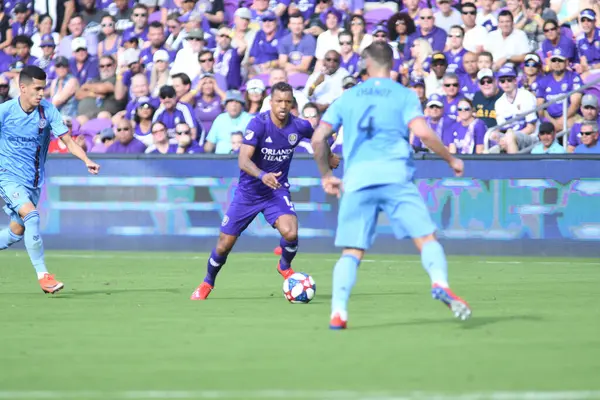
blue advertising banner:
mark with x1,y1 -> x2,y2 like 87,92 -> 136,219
1,155 -> 599,256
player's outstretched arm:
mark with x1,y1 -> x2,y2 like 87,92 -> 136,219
60,133 -> 100,175
409,117 -> 463,177
238,143 -> 281,190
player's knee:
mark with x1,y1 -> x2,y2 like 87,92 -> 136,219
9,221 -> 25,237
280,227 -> 297,243
215,234 -> 236,256
413,233 -> 437,252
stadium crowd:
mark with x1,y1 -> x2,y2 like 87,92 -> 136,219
1,0 -> 600,155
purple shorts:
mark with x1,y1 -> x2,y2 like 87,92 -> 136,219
220,189 -> 297,236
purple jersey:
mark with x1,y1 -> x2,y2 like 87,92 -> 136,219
250,30 -> 285,65
536,71 -> 582,118
404,26 -> 447,60
445,48 -> 467,75
277,33 -> 317,66
194,95 -> 223,133
238,111 -> 313,199
296,0 -> 316,21
125,96 -> 160,120
122,26 -> 149,43
215,47 -> 242,90
106,138 -> 147,153
444,119 -> 486,154
140,46 -> 175,71
69,56 -> 100,85
542,35 -> 579,64
576,28 -> 600,66
152,102 -> 196,137
459,74 -> 479,100
340,53 -> 360,76
3,0 -> 33,14
518,75 -> 541,94
413,116 -> 452,148
568,118 -> 600,147
11,20 -> 36,37
443,95 -> 462,121
96,0 -> 135,11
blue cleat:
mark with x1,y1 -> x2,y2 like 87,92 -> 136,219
431,284 -> 472,321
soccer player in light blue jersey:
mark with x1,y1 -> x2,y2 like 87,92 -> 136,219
311,42 -> 472,330
0,66 -> 100,294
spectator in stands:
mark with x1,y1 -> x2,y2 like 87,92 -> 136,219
173,122 -> 204,153
473,68 -> 503,128
305,0 -> 331,37
141,22 -> 174,71
506,0 -> 527,31
530,121 -> 566,154
31,14 -> 59,59
425,52 -> 448,97
537,48 -> 583,132
0,3 -> 12,54
204,90 -> 253,154
122,4 -> 150,43
278,12 -> 316,75
230,131 -> 243,154
446,98 -> 486,154
165,12 -> 185,52
434,0 -> 462,33
260,68 -> 310,112
304,50 -> 348,112
445,25 -> 467,75
493,66 -> 538,153
337,32 -> 360,76
123,73 -> 157,120
188,49 -> 227,91
477,51 -> 494,71
477,0 -> 498,32
404,38 -> 433,85
90,127 -> 116,153
541,19 -> 578,65
314,8 -> 344,71
112,0 -> 134,33
146,121 -> 175,154
172,73 -> 192,100
79,0 -> 104,38
573,121 -> 600,153
34,35 -> 57,82
568,94 -> 600,152
12,36 -> 37,66
115,49 -> 145,102
522,0 -> 549,49
404,8 -> 447,60
69,37 -> 99,86
459,52 -> 479,100
171,29 -> 206,81
97,15 -> 120,59
11,2 -> 36,38
106,119 -> 148,153
186,73 -> 224,133
49,56 -> 79,118
387,12 -> 416,57
133,97 -> 156,146
442,73 -> 463,120
294,103 -> 321,154
412,93 -> 453,151
75,55 -> 122,123
245,78 -> 266,115
58,14 -> 98,58
248,11 -> 282,77
461,2 -> 488,53
575,9 -> 600,77
520,53 -> 543,94
149,50 -> 171,97
198,0 -> 225,29
371,25 -> 402,81
347,14 -> 373,54
0,76 -> 10,104
486,10 -> 531,71
214,26 -> 243,90
409,78 -> 427,110
231,9 -> 256,76
153,85 -> 197,138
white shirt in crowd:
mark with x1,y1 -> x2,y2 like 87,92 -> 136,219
463,25 -> 489,53
303,67 -> 349,105
494,88 -> 538,131
485,28 -> 531,62
434,8 -> 463,33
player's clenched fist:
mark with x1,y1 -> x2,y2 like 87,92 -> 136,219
449,157 -> 463,177
260,171 -> 282,190
86,160 -> 100,175
329,153 -> 340,169
321,175 -> 343,198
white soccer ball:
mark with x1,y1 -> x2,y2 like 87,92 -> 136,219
282,272 -> 316,304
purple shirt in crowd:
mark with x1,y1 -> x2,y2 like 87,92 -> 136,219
577,28 -> 600,66
568,118 -> 600,147
536,71 -> 582,118
443,95 -> 463,121
459,74 -> 479,100
250,30 -> 285,65
152,102 -> 196,136
11,20 -> 36,38
542,35 -> 579,64
404,26 -> 447,60
277,33 -> 317,66
3,0 -> 33,14
340,53 -> 360,76
34,57 -> 57,82
194,95 -> 223,133
445,48 -> 467,75
122,26 -> 149,43
215,47 -> 242,90
296,0 -> 316,21
139,46 -> 175,71
106,138 -> 147,153
126,96 -> 160,120
413,116 -> 453,148
239,111 -> 313,199
444,119 -> 486,154
69,56 -> 100,85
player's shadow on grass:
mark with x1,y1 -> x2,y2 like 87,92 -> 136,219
352,315 -> 542,330
47,288 -> 183,298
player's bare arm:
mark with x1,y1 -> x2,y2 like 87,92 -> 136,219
409,117 -> 464,177
312,121 -> 343,197
238,143 -> 281,190
60,133 -> 100,175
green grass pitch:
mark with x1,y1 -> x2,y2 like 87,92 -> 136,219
1,251 -> 599,400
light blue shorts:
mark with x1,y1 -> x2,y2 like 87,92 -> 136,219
0,173 -> 40,226
335,183 -> 437,250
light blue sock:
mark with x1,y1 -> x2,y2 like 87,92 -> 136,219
331,254 -> 361,313
0,228 -> 23,250
421,241 -> 449,287
23,211 -> 47,275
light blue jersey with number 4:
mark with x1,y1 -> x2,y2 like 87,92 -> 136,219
322,78 -> 423,193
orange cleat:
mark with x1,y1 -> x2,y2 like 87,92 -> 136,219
39,273 -> 64,294
431,284 -> 472,320
329,312 -> 348,330
277,262 -> 295,279
190,282 -> 213,300
273,246 -> 282,255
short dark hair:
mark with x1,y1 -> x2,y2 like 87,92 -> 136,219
172,73 -> 191,86
271,81 -> 293,97
19,66 -> 47,85
362,42 -> 393,70
149,21 -> 164,30
12,35 -> 33,48
498,10 -> 513,22
198,49 -> 212,59
478,51 -> 493,62
460,2 -> 476,11
450,25 -> 465,36
288,12 -> 304,21
159,85 -> 177,99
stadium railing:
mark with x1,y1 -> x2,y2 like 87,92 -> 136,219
483,74 -> 600,153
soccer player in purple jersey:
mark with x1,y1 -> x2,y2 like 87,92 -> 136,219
190,82 -> 339,300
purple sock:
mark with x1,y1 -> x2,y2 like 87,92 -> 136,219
203,249 -> 228,286
279,238 -> 298,270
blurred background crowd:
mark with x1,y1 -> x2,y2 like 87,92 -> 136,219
1,0 -> 600,155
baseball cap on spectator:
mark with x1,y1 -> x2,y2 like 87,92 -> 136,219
199,72 -> 215,80
14,2 -> 28,13
427,94 -> 444,108
223,89 -> 245,106
580,9 -> 596,20
234,8 -> 252,20
409,77 -> 425,87
496,66 -> 516,78
187,29 -> 205,40
40,34 -> 56,47
71,37 -> 87,52
538,122 -> 555,135
582,94 -> 599,108
123,48 -> 141,66
371,25 -> 388,35
10,61 -> 24,71
139,0 -> 158,6
136,96 -> 155,109
342,75 -> 357,89
153,49 -> 170,63
54,56 -> 69,67
541,9 -> 558,22
524,53 -> 541,65
159,85 -> 177,99
432,52 -> 447,65
477,68 -> 494,82
246,78 -> 266,93
261,10 -> 277,21
99,128 -> 115,141
122,30 -> 139,43
550,48 -> 566,60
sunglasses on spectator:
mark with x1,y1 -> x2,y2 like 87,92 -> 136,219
420,16 -> 433,20
544,26 -> 557,33
444,83 -> 458,87
325,57 -> 340,62
351,21 -> 363,25
218,34 -> 230,38
160,94 -> 175,99
583,105 -> 597,110
581,17 -> 594,23
480,78 -> 493,85
457,107 -> 471,112
524,61 -> 539,67
133,13 -> 147,17
101,137 -> 113,143
303,111 -> 318,118
187,37 -> 203,41
499,78 -> 515,84
199,57 -> 214,63
461,10 -> 476,15
176,130 -> 191,135
580,130 -> 596,136
395,20 -> 406,26
99,63 -> 114,68
117,127 -> 130,132
428,105 -> 442,109
551,58 -> 565,63
339,40 -> 352,45
101,23 -> 114,28
248,88 -> 264,94
449,34 -> 463,38
374,33 -> 387,38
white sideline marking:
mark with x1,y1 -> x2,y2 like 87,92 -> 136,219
0,390 -> 599,400
2,252 -> 600,265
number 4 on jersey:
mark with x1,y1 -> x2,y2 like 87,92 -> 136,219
358,105 -> 376,139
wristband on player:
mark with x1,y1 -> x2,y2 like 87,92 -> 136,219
258,171 -> 266,181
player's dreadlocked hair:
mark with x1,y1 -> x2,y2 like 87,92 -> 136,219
361,42 -> 393,71
271,82 -> 293,97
